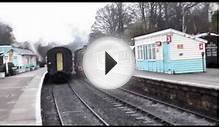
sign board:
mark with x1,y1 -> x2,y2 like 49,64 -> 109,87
206,42 -> 217,57
155,41 -> 161,46
166,35 -> 172,43
199,43 -> 204,50
177,44 -> 184,49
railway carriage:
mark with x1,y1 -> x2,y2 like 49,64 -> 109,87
47,47 -> 73,83
74,46 -> 86,76
134,28 -> 207,74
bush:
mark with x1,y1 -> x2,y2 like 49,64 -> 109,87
0,62 -> 16,76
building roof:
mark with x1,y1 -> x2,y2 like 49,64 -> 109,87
12,47 -> 35,55
0,45 -> 36,56
134,28 -> 208,43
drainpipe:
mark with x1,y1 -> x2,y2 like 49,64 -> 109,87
201,52 -> 205,72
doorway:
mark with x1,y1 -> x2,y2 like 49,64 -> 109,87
163,42 -> 170,73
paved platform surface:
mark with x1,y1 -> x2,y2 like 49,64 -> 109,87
0,68 -> 47,125
134,68 -> 219,90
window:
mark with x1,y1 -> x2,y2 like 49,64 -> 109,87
137,46 -> 141,59
143,44 -> 156,60
141,45 -> 144,59
145,45 -> 148,60
148,44 -> 151,59
144,45 -> 147,60
139,46 -> 141,59
152,44 -> 156,59
138,45 -> 143,59
138,44 -> 156,60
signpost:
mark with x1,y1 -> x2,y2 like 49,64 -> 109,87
5,58 -> 9,75
0,53 -> 5,78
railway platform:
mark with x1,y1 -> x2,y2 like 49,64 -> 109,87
134,68 -> 219,90
0,68 -> 47,125
128,68 -> 219,120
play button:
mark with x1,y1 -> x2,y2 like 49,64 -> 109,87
83,37 -> 135,90
105,52 -> 117,75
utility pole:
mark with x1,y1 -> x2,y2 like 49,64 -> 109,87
182,6 -> 186,33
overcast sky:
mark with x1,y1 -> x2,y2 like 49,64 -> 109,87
0,3 -> 107,45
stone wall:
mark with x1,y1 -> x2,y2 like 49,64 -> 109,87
125,77 -> 218,120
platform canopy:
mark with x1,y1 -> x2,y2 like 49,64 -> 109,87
195,32 -> 219,38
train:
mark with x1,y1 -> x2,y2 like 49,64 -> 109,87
74,46 -> 87,77
47,47 -> 73,83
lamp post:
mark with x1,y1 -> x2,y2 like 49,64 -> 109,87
5,57 -> 9,75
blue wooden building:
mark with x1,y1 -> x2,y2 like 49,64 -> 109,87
0,45 -> 38,73
134,28 -> 208,74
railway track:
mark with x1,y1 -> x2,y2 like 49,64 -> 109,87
52,86 -> 64,125
46,78 -> 216,125
67,83 -> 109,126
82,79 -> 216,125
78,79 -> 174,126
51,83 -> 107,125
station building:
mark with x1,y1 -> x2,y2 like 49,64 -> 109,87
0,45 -> 38,73
134,28 -> 208,74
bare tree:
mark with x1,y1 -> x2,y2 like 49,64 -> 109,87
90,2 -> 213,44
211,10 -> 219,33
0,22 -> 15,45
91,3 -> 134,39
138,3 -> 147,32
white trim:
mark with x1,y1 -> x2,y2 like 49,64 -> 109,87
134,28 -> 208,43
134,73 -> 219,90
35,70 -> 47,125
0,45 -> 11,48
130,46 -> 135,50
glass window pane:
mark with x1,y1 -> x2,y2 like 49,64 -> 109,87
146,45 -> 148,60
149,44 -> 151,59
153,44 -> 156,59
141,46 -> 143,59
139,46 -> 141,59
143,45 -> 145,60
141,45 -> 143,59
137,46 -> 139,59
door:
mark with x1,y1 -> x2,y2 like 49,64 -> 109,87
163,42 -> 170,73
0,56 -> 3,65
56,52 -> 63,72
